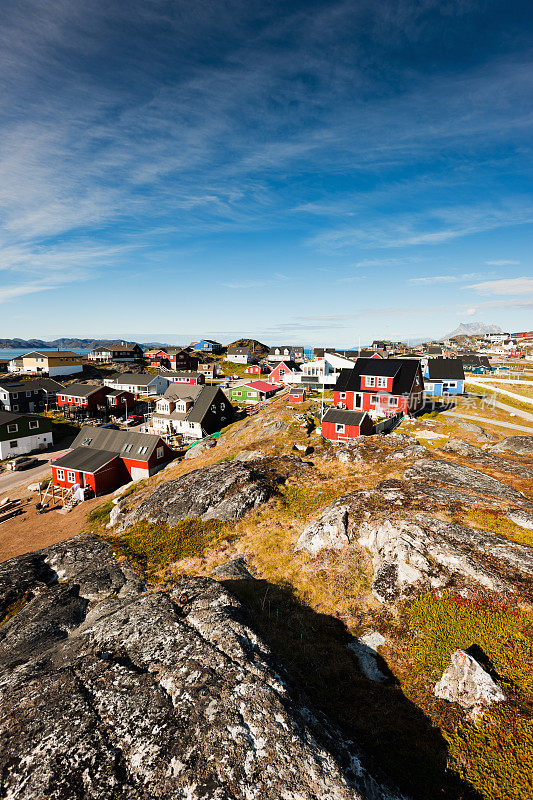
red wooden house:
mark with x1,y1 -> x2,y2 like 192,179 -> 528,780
150,349 -> 198,371
321,409 -> 374,441
57,383 -> 112,411
51,426 -> 174,495
105,388 -> 136,411
245,364 -> 268,375
333,358 -> 424,418
288,387 -> 306,403
267,360 -> 301,385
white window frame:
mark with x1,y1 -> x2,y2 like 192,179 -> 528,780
156,446 -> 164,459
377,377 -> 387,388
29,420 -> 39,429
388,396 -> 396,406
56,468 -> 65,480
7,423 -> 18,433
335,423 -> 345,433
365,376 -> 375,387
67,470 -> 76,483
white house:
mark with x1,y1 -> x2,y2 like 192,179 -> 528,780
226,346 -> 252,364
267,346 -> 295,362
0,411 -> 54,459
288,353 -> 356,388
103,373 -> 169,397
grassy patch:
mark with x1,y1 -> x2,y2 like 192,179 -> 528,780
87,500 -> 114,529
403,591 -> 533,800
109,517 -> 229,572
467,509 -> 533,547
275,485 -> 341,520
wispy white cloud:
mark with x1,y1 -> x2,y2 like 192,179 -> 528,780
467,277 -> 533,296
484,259 -> 520,266
0,284 -> 54,303
408,272 -> 485,285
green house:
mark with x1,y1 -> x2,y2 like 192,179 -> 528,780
0,411 -> 55,460
228,381 -> 278,404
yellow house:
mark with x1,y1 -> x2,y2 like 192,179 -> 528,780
21,350 -> 84,377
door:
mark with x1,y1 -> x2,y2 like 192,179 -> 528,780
29,402 -> 35,412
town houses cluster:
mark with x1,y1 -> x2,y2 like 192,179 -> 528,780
1,331 -> 531,506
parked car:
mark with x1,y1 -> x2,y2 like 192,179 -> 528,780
125,414 -> 143,426
7,456 -> 38,471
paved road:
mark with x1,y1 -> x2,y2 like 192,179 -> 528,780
465,379 -> 533,407
442,411 -> 533,434
0,445 -> 72,496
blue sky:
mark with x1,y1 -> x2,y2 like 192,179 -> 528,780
0,0 -> 532,346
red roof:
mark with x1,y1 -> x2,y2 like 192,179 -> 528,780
246,380 -> 281,392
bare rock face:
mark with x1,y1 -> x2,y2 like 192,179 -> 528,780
0,536 -> 405,800
184,438 -> 217,459
211,556 -> 255,580
117,457 -> 302,530
295,504 -> 351,554
405,458 -> 529,505
490,435 -> 533,456
434,649 -> 506,717
359,514 -> 533,602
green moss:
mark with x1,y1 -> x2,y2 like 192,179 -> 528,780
87,500 -> 114,529
109,517 -> 229,570
468,509 -> 533,547
404,591 -> 533,800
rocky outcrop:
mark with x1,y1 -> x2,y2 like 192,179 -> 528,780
0,536 -> 405,800
116,457 -> 307,530
359,513 -> 533,602
434,649 -> 506,718
405,458 -> 530,505
490,435 -> 533,456
211,556 -> 255,580
183,438 -> 217,459
295,503 -> 351,554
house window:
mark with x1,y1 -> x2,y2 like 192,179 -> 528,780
81,438 -> 93,446
189,422 -> 195,428
26,391 -> 31,397
220,402 -> 225,410
388,396 -> 396,406
335,423 -> 345,433
365,376 -> 375,387
339,392 -> 346,399
371,395 -> 379,405
67,471 -> 76,483
156,446 -> 164,459
122,444 -> 133,453
10,440 -> 18,448
29,420 -> 39,429
355,394 -> 362,409
13,405 -> 19,412
377,377 -> 387,388
56,468 -> 65,480
7,424 -> 18,433
137,446 -> 148,455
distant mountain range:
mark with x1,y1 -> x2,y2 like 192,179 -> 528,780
0,338 -> 171,350
442,322 -> 503,339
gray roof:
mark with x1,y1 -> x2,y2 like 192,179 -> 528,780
322,409 -> 369,426
60,382 -> 105,398
164,384 -> 203,401
227,346 -> 250,355
109,373 -> 162,386
0,377 -> 65,394
0,410 -> 26,426
186,386 -> 226,424
71,426 -> 164,461
53,447 -> 119,473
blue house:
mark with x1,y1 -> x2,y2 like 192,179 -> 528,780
193,339 -> 223,353
423,358 -> 465,396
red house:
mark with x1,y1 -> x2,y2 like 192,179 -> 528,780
245,364 -> 268,375
57,383 -> 112,411
268,360 -> 301,385
333,358 -> 424,418
51,426 -> 174,495
288,387 -> 306,403
160,371 -> 205,385
321,409 -> 374,442
150,349 -> 198,371
105,388 -> 136,411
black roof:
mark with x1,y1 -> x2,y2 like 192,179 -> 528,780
460,354 -> 491,368
53,447 -> 119,473
426,359 -> 465,380
0,377 -> 65,394
334,358 -> 421,395
322,408 -> 369,426
0,410 -> 26,426
269,360 -> 301,371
